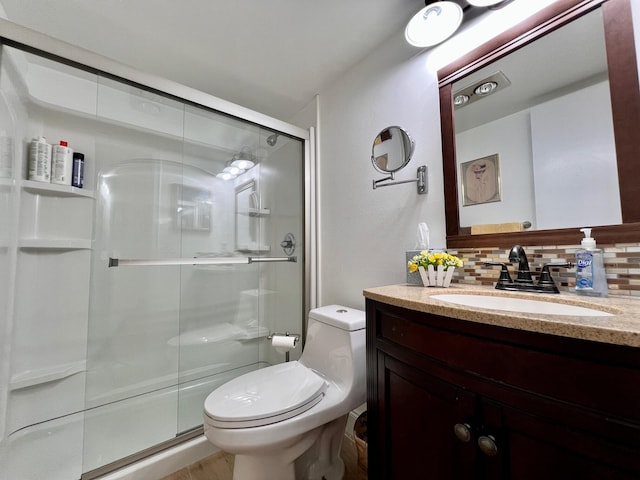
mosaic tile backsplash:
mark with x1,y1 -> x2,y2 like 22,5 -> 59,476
446,243 -> 640,297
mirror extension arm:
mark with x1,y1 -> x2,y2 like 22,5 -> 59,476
372,165 -> 427,194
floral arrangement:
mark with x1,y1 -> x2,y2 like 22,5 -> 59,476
408,251 -> 463,273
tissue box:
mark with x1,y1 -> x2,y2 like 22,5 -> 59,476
406,250 -> 422,285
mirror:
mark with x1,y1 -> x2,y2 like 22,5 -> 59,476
176,184 -> 212,231
454,9 -> 620,231
235,180 -> 257,251
371,126 -> 414,173
439,0 -> 640,248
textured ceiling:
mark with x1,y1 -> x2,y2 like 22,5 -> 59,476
0,0 -> 429,120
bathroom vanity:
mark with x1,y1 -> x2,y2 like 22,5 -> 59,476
364,285 -> 640,479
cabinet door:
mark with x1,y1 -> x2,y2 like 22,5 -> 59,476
483,398 -> 640,480
375,353 -> 476,480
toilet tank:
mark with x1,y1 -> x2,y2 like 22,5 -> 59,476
300,305 -> 366,396
308,305 -> 366,332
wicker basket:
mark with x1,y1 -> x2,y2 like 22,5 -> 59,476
353,411 -> 368,472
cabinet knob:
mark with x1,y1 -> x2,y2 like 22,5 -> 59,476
453,423 -> 472,442
478,435 -> 498,456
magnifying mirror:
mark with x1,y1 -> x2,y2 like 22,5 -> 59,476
371,126 -> 426,194
371,126 -> 415,173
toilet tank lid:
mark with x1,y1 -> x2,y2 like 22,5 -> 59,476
309,305 -> 365,331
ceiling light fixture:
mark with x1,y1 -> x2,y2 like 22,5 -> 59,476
467,0 -> 511,7
405,1 -> 464,48
405,0 -> 519,48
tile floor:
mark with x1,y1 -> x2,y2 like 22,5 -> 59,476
160,435 -> 367,480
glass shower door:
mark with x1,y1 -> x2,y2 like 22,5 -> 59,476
83,79 -> 189,472
176,109 -> 306,433
176,107 -> 265,433
0,37 -> 308,480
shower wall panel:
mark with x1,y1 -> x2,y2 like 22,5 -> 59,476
0,46 -> 96,480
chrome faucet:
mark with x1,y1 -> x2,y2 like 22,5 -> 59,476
485,245 -> 572,294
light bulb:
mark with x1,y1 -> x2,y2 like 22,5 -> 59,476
223,165 -> 243,175
474,81 -> 498,96
231,159 -> 255,170
454,94 -> 470,106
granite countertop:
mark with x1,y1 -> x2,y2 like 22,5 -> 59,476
363,284 -> 640,347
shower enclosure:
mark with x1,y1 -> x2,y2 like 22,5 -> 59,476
0,22 -> 311,480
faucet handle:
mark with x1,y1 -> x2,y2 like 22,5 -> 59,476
537,262 -> 573,293
484,262 -> 514,287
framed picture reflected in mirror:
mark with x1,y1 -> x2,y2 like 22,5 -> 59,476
461,154 -> 501,206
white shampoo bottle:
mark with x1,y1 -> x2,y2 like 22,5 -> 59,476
27,136 -> 52,182
51,140 -> 73,185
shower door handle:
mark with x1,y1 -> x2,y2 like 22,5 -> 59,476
108,256 -> 297,267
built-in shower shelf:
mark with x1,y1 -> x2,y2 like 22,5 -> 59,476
167,323 -> 270,348
19,238 -> 92,250
10,360 -> 86,390
21,179 -> 95,198
240,288 -> 277,296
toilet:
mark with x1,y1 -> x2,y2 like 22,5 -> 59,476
203,305 -> 366,480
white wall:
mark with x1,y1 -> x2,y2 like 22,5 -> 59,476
456,110 -> 535,229
317,30 -> 445,310
530,81 -> 620,230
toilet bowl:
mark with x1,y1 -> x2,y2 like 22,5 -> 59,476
203,305 -> 366,480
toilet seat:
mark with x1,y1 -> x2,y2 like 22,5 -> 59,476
204,361 -> 328,429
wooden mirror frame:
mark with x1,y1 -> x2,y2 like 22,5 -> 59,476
438,0 -> 640,248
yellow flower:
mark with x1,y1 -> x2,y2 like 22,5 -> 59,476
407,250 -> 463,273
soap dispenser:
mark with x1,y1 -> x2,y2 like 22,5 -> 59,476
575,228 -> 607,297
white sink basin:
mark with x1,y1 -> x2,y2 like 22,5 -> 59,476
431,294 -> 613,317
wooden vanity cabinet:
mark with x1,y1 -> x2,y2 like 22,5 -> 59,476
365,299 -> 640,480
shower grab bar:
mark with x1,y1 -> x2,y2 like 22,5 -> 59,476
108,256 -> 296,267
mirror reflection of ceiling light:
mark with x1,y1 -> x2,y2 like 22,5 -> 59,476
454,94 -> 470,106
223,164 -> 243,175
474,81 -> 498,96
405,1 -> 464,47
230,148 -> 255,170
231,158 -> 255,170
453,71 -> 511,109
216,148 -> 258,181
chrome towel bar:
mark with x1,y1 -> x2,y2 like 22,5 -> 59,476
108,256 -> 296,267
